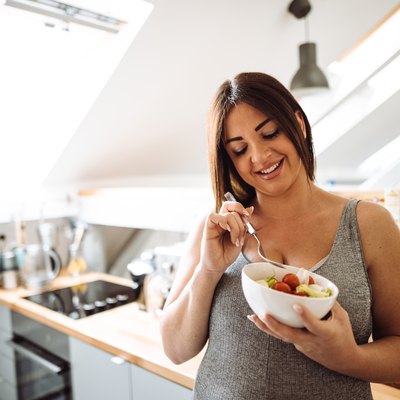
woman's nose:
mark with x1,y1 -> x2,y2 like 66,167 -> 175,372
250,145 -> 270,163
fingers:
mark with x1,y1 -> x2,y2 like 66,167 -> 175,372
222,199 -> 254,228
248,314 -> 288,342
207,198 -> 254,247
208,212 -> 246,247
248,310 -> 322,345
221,200 -> 254,221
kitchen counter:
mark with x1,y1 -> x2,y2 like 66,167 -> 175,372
0,272 -> 399,399
0,272 -> 202,389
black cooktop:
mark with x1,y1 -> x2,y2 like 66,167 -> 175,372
24,280 -> 138,320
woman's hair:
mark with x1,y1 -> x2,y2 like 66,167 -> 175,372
207,72 -> 315,211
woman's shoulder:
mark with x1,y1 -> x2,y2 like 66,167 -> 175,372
317,190 -> 398,238
319,190 -> 394,227
355,200 -> 400,265
355,200 -> 396,230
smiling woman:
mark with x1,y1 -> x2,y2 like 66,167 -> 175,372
160,71 -> 400,400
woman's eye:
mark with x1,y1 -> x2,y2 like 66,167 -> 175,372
262,129 -> 280,140
233,146 -> 247,156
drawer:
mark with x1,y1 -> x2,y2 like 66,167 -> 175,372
0,377 -> 18,400
0,305 -> 12,334
0,330 -> 14,360
0,355 -> 16,385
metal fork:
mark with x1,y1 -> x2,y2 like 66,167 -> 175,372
224,192 -> 286,269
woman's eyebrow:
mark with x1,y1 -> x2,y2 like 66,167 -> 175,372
224,117 -> 271,144
224,136 -> 242,144
255,118 -> 271,132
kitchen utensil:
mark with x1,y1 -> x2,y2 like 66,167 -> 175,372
224,192 -> 285,268
16,244 -> 61,290
66,220 -> 87,276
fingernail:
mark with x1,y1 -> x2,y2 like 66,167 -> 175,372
243,209 -> 250,216
240,237 -> 244,246
293,304 -> 302,314
226,225 -> 231,232
247,315 -> 254,322
235,239 -> 240,247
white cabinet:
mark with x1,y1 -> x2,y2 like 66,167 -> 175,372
0,304 -> 17,400
70,336 -> 192,400
130,364 -> 192,400
69,337 -> 132,400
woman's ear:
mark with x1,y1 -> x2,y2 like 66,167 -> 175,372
295,111 -> 306,139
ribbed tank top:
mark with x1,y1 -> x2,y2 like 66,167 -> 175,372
193,199 -> 373,400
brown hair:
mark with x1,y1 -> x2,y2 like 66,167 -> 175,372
208,72 -> 315,211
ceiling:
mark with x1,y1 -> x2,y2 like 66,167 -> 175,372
40,0 -> 399,191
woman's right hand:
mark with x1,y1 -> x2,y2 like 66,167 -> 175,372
200,200 -> 254,275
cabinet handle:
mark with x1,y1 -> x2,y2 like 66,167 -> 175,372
111,356 -> 126,365
7,339 -> 63,374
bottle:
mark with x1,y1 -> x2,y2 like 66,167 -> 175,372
66,243 -> 87,276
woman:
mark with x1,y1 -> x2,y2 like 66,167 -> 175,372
160,72 -> 400,399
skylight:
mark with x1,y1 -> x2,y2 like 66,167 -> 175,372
300,4 -> 400,128
0,0 -> 153,213
299,5 -> 400,189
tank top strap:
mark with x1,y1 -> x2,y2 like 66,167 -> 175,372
324,198 -> 367,274
336,198 -> 361,244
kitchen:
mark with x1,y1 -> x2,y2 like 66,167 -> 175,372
1,0 -> 400,399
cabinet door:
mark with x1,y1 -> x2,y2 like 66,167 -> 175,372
130,364 -> 192,400
0,304 -> 12,334
69,337 -> 132,400
0,304 -> 17,400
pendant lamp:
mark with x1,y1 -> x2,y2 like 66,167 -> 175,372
288,0 -> 329,97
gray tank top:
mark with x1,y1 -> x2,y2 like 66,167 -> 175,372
193,199 -> 373,400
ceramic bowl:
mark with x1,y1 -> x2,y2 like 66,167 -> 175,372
242,262 -> 339,328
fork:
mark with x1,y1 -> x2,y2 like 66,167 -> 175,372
224,192 -> 286,269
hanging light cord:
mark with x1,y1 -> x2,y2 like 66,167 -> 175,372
304,16 -> 310,42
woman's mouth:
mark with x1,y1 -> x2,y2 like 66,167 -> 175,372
259,160 -> 282,175
257,159 -> 283,177
255,159 -> 284,180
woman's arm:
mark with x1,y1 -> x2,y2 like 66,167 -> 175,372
160,202 -> 251,364
350,201 -> 400,383
159,216 -> 221,364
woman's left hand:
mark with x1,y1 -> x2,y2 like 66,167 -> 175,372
249,302 -> 361,372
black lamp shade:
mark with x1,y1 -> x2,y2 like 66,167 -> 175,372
290,42 -> 329,97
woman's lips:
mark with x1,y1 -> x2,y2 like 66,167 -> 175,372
256,159 -> 283,180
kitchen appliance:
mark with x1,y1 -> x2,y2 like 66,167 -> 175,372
16,244 -> 62,290
126,244 -> 183,313
9,311 -> 72,400
24,280 -> 138,320
127,252 -> 155,310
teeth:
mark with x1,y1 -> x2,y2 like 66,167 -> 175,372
260,161 -> 281,174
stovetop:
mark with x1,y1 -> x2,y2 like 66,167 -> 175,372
24,280 -> 138,320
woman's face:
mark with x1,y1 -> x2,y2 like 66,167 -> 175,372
223,102 -> 306,197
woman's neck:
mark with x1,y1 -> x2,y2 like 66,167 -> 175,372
253,180 -> 323,222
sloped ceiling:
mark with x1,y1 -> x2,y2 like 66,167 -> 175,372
44,0 -> 399,190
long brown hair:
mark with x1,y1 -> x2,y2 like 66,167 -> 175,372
208,72 -> 315,211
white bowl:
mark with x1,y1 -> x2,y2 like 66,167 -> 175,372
242,262 -> 339,328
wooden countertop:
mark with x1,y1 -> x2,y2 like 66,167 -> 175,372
1,272 -> 399,399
